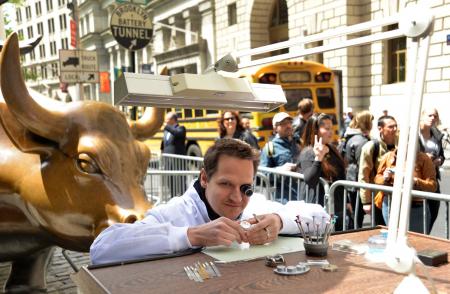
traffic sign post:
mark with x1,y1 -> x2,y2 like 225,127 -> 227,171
59,49 -> 99,83
110,3 -> 152,119
110,3 -> 152,51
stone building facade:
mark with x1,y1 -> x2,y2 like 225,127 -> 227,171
17,0 -> 448,126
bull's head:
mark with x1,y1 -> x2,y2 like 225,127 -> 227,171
0,33 -> 164,251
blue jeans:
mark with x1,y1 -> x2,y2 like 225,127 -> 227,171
382,196 -> 430,233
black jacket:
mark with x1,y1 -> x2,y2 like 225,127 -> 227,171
343,129 -> 369,182
161,124 -> 186,155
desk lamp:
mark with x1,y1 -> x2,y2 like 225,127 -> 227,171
383,4 -> 434,294
114,53 -> 287,112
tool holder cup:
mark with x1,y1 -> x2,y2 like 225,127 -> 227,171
295,215 -> 336,258
303,237 -> 329,257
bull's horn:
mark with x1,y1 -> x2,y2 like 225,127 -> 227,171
129,107 -> 164,140
0,33 -> 68,142
128,66 -> 168,140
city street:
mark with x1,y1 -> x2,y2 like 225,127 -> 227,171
1,0 -> 450,291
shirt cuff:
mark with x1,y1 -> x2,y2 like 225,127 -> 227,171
278,213 -> 298,235
168,226 -> 191,252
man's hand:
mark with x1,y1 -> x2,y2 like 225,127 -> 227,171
363,204 -> 371,215
246,214 -> 282,245
187,217 -> 247,247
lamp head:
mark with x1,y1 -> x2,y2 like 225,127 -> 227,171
213,53 -> 239,73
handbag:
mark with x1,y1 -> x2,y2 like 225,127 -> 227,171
374,191 -> 384,209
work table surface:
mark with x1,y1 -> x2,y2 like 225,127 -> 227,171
73,228 -> 450,293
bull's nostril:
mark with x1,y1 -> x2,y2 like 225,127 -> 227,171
123,214 -> 138,223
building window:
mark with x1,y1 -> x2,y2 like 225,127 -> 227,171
58,0 -> 65,7
27,26 -> 34,38
30,50 -> 36,61
61,38 -> 68,49
16,8 -> 22,23
269,0 -> 288,56
59,14 -> 67,30
46,0 -> 53,12
41,65 -> 48,79
37,22 -> 44,35
228,3 -> 237,26
387,25 -> 406,84
48,18 -> 55,34
18,29 -> 24,39
25,6 -> 31,19
51,63 -> 58,77
39,44 -> 46,58
50,41 -> 57,55
85,14 -> 90,34
35,1 -> 42,16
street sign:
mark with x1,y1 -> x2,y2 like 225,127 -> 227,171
59,49 -> 99,83
60,72 -> 99,83
110,3 -> 152,51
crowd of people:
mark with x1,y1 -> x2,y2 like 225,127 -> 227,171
89,103 -> 446,265
159,103 -> 446,234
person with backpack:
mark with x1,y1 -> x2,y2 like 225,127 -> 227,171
260,112 -> 299,203
340,110 -> 374,228
293,98 -> 314,144
358,115 -> 398,226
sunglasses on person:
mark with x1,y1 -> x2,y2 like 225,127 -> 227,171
224,117 -> 236,122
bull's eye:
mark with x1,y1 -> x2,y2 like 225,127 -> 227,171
76,153 -> 101,174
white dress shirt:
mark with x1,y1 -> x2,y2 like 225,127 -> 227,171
90,183 -> 329,265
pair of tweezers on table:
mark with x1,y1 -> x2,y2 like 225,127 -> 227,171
184,261 -> 222,282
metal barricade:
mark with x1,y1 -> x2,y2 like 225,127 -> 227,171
256,166 -> 331,212
145,153 -> 332,213
327,180 -> 450,239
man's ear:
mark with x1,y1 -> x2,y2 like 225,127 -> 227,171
200,168 -> 208,188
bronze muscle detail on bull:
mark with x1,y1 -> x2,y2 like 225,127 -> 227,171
0,33 -> 164,292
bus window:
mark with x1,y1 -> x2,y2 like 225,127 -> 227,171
206,109 -> 219,115
283,89 -> 312,111
184,109 -> 193,118
195,109 -> 203,117
316,88 -> 335,109
175,108 -> 182,118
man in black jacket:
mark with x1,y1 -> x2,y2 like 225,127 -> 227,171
161,112 -> 186,155
161,112 -> 187,197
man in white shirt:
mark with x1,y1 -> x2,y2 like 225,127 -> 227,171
90,138 -> 329,265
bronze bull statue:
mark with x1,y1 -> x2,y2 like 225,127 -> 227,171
0,33 -> 164,292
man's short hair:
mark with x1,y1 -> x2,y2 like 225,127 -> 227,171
297,98 -> 314,115
203,138 -> 260,180
377,115 -> 396,128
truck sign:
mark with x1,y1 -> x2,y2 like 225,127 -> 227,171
59,50 -> 99,83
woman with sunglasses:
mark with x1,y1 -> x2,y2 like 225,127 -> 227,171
297,113 -> 346,231
218,111 -> 259,149
419,107 -> 445,232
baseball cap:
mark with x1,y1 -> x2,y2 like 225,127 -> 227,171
272,112 -> 292,127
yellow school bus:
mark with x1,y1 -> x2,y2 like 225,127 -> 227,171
144,60 -> 342,157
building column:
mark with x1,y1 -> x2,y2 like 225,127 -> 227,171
199,0 -> 214,73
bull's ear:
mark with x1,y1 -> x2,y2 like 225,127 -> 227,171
0,104 -> 53,155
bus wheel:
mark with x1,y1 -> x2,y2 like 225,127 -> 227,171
187,144 -> 202,157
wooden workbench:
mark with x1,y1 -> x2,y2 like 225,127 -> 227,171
72,228 -> 450,293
